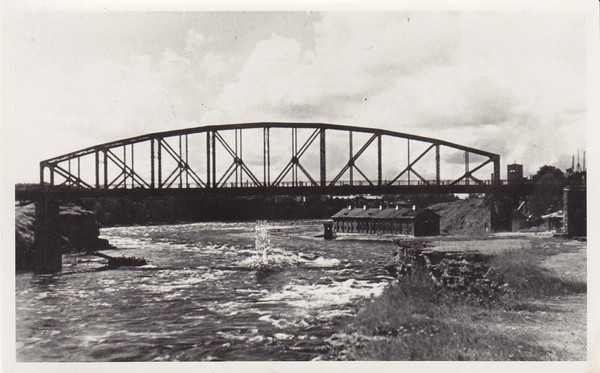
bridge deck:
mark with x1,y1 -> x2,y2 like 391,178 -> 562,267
16,182 -> 551,201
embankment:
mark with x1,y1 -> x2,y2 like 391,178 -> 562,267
429,197 -> 492,235
15,204 -> 112,271
328,236 -> 586,360
429,195 -> 516,234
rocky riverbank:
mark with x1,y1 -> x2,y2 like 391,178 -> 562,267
383,238 -> 509,305
15,204 -> 113,271
328,234 -> 586,360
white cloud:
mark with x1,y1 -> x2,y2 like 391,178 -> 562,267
201,12 -> 586,177
6,12 -> 588,182
185,28 -> 207,51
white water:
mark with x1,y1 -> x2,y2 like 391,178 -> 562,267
16,219 -> 395,361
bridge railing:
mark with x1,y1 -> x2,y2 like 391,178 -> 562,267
60,179 -> 514,190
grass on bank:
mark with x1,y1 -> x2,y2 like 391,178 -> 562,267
346,243 -> 586,361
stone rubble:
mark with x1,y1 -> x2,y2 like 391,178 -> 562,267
385,239 -> 509,305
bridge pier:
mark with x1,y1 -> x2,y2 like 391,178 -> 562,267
33,193 -> 62,274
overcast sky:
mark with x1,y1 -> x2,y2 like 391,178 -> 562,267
2,10 -> 590,182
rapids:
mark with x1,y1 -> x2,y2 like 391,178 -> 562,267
16,220 -> 395,361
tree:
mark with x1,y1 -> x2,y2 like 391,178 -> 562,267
531,165 -> 565,184
528,165 -> 565,216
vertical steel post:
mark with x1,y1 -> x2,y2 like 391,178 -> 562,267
185,134 -> 189,188
238,128 -> 244,186
150,139 -> 155,189
77,157 -> 80,186
464,151 -> 470,185
95,151 -> 100,188
435,144 -> 440,185
377,134 -> 382,186
349,131 -> 353,186
292,128 -> 297,186
263,127 -> 267,186
264,127 -> 270,186
103,150 -> 108,189
234,129 -> 239,186
211,131 -> 216,187
39,164 -> 45,185
50,166 -> 54,186
493,156 -> 500,185
157,138 -> 162,188
407,139 -> 410,185
320,128 -> 326,187
178,135 -> 182,188
123,145 -> 127,189
206,132 -> 211,188
131,143 -> 135,188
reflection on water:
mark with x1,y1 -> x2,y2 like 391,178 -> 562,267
16,220 -> 394,361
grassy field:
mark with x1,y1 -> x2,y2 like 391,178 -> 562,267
334,234 -> 587,361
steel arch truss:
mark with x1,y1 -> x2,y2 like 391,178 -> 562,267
39,122 -> 501,191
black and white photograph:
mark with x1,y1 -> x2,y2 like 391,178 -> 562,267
2,1 -> 598,371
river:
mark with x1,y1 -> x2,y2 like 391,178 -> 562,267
15,220 -> 396,361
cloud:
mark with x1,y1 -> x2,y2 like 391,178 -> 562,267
203,13 -> 462,125
185,28 -> 208,51
6,12 -> 588,182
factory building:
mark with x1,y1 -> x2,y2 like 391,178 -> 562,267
331,206 -> 440,236
507,163 -> 524,184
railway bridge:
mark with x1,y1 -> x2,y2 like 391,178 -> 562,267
28,122 -> 507,195
17,122 -> 539,273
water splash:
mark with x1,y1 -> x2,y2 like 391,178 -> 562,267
241,221 -> 298,274
255,220 -> 271,260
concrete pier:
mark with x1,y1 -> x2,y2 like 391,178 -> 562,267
563,187 -> 586,237
33,195 -> 62,273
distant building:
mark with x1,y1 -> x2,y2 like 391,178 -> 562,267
541,210 -> 563,231
507,163 -> 524,184
510,210 -> 528,231
331,206 -> 440,236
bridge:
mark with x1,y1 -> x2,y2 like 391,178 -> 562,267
19,122 -> 520,200
21,122 -> 544,274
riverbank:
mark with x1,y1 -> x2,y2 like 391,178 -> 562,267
329,233 -> 586,360
15,204 -> 113,271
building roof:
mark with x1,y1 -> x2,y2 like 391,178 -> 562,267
541,210 -> 563,219
332,207 -> 439,220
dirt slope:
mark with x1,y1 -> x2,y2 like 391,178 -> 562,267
429,198 -> 491,235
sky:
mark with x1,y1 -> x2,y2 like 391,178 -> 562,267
2,10 -> 591,182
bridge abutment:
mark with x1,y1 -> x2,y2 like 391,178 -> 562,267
33,195 -> 62,274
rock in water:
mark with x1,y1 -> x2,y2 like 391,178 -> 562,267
92,252 -> 147,268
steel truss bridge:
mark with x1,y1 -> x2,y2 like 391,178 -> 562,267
22,122 -> 542,274
14,122 -> 545,201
